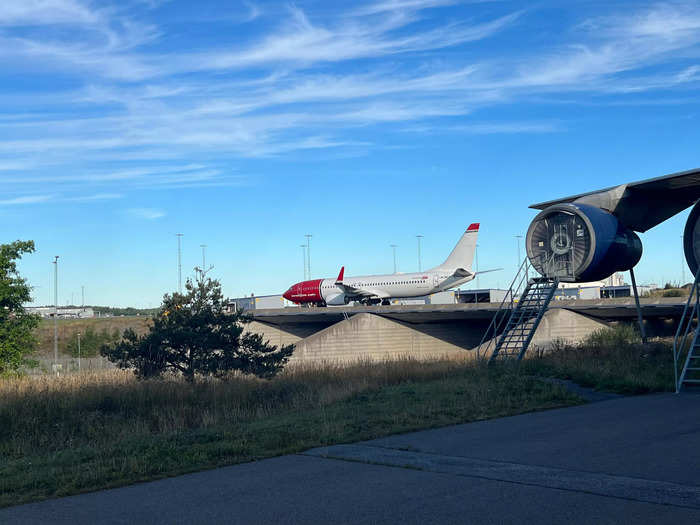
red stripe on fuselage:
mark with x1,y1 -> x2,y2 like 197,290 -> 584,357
283,279 -> 323,303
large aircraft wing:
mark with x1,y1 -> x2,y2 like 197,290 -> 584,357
529,167 -> 700,232
334,267 -> 390,299
335,282 -> 391,299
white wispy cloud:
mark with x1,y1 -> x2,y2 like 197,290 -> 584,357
0,0 -> 98,26
0,1 -> 698,201
69,192 -> 123,201
0,194 -> 55,205
127,207 -> 165,219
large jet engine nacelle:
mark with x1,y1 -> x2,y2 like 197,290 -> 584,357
683,200 -> 700,277
526,203 -> 642,283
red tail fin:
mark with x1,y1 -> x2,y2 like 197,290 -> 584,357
336,266 -> 345,282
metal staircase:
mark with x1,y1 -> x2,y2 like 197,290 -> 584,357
672,269 -> 700,392
476,258 -> 559,363
489,277 -> 559,363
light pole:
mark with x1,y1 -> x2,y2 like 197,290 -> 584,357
53,256 -> 59,375
305,234 -> 312,279
390,244 -> 398,274
200,244 -> 207,271
81,285 -> 85,311
176,233 -> 184,293
77,332 -> 81,372
300,244 -> 307,280
416,235 -> 423,272
515,235 -> 523,266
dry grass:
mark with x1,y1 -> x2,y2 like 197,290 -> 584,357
522,324 -> 675,394
33,317 -> 150,357
0,356 -> 580,507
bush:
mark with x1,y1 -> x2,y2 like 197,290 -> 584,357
101,276 -> 294,382
662,289 -> 684,297
523,324 -> 674,394
65,327 -> 120,358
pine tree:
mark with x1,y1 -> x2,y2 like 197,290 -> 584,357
102,275 -> 294,381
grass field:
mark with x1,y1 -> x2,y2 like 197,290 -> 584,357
1,324 -> 677,508
522,325 -> 675,394
0,357 -> 581,507
33,316 -> 150,357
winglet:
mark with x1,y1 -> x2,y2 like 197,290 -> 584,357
336,266 -> 345,283
467,223 -> 480,232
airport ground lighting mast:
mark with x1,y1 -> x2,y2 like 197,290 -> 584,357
416,235 -> 423,272
300,245 -> 307,280
176,233 -> 184,294
53,256 -> 59,375
304,234 -> 313,279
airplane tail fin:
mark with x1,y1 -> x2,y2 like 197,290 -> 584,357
430,223 -> 479,272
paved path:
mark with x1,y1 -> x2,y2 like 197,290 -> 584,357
2,393 -> 699,524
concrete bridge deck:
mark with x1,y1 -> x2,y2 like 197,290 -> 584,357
249,297 -> 686,325
242,298 -> 685,365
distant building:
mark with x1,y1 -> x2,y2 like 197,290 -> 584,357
558,271 -> 626,290
26,307 -> 95,319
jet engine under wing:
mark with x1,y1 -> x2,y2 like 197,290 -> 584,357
529,167 -> 700,232
335,282 -> 391,299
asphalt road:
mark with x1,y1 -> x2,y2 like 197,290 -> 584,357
2,393 -> 699,524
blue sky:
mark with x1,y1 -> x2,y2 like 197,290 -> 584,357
2,0 -> 700,307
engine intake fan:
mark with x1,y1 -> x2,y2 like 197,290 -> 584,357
683,200 -> 700,278
526,203 -> 642,283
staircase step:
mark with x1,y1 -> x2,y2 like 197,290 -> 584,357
682,379 -> 700,383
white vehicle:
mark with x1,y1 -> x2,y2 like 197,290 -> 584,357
283,224 -> 498,306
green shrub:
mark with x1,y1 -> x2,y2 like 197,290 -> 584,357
662,289 -> 684,297
523,324 -> 674,394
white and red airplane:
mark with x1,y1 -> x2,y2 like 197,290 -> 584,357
283,224 -> 495,306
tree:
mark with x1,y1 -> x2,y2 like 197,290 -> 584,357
101,275 -> 294,382
0,240 -> 40,375
65,326 -> 121,358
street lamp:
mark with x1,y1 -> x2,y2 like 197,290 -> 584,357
416,235 -> 424,272
390,244 -> 398,274
52,256 -> 59,375
305,234 -> 313,279
176,233 -> 184,293
300,244 -> 307,280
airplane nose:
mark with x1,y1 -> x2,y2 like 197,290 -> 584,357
283,287 -> 294,301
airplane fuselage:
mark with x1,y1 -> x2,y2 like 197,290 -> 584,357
283,223 -> 482,306
283,270 -> 474,306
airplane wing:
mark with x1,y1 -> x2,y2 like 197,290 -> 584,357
452,268 -> 473,278
334,269 -> 390,299
474,268 -> 502,275
529,167 -> 700,232
335,282 -> 391,299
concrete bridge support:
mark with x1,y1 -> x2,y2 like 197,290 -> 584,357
245,308 -> 610,364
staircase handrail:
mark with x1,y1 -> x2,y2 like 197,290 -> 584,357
673,269 -> 700,392
476,256 -> 531,360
